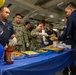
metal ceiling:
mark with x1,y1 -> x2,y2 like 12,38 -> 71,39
35,0 -> 52,6
4,0 -> 76,26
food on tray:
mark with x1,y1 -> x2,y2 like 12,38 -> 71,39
48,47 -> 62,50
14,51 -> 24,56
22,51 -> 39,55
46,45 -> 53,48
50,34 -> 56,37
37,49 -> 47,52
44,45 -> 62,51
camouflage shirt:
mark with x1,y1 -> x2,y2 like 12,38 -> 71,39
30,29 -> 42,50
24,28 -> 31,43
12,21 -> 25,51
12,21 -> 25,45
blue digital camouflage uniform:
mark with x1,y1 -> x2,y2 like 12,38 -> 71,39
65,10 -> 76,75
59,10 -> 76,46
0,20 -> 15,46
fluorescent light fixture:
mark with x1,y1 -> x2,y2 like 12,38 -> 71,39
62,19 -> 64,21
49,15 -> 54,18
53,29 -> 58,31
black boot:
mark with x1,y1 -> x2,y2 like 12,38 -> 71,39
70,66 -> 76,75
63,67 -> 69,75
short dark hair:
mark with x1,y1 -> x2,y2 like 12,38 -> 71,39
65,2 -> 76,9
14,13 -> 23,18
24,22 -> 30,26
36,22 -> 43,26
49,23 -> 54,27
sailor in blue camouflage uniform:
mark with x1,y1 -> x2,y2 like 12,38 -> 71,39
52,2 -> 76,75
64,3 -> 76,75
0,6 -> 16,47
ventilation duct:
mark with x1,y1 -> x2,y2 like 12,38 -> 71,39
57,1 -> 67,9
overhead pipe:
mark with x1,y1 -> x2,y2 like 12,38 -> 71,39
41,0 -> 65,9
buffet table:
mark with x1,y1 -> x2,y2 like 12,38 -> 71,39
0,49 -> 75,75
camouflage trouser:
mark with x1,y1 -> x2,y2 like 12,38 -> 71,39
14,44 -> 25,52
